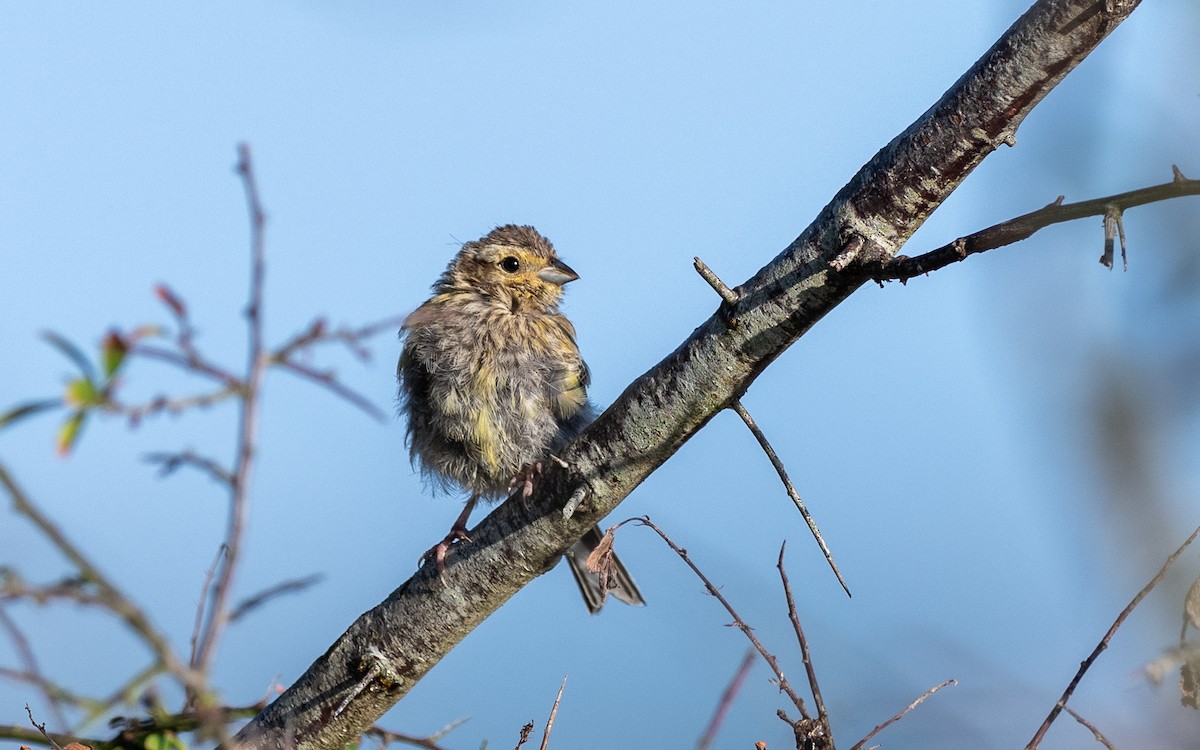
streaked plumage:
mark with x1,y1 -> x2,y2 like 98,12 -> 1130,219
397,225 -> 642,613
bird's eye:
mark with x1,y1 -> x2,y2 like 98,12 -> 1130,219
500,256 -> 521,273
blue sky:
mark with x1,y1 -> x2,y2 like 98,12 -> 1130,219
2,2 -> 1199,748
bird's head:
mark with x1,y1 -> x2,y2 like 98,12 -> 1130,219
440,225 -> 579,311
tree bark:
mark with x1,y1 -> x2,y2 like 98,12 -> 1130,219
232,2 -> 1142,748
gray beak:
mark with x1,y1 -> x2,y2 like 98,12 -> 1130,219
538,258 -> 580,286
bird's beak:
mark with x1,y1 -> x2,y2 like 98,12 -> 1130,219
538,258 -> 580,286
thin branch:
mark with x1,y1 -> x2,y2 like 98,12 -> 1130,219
76,661 -> 165,733
696,649 -> 755,750
230,573 -> 324,623
273,315 -> 409,363
190,546 -> 227,671
273,359 -> 387,422
1,574 -> 107,608
634,517 -> 809,718
537,676 -> 566,750
194,143 -> 269,681
1062,706 -> 1117,750
144,450 -> 235,486
0,667 -> 105,715
777,543 -> 829,729
0,460 -> 196,687
0,610 -> 69,731
1026,523 -> 1200,750
849,679 -> 957,750
363,720 -> 464,750
733,401 -> 850,597
130,343 -> 242,391
860,167 -> 1200,282
25,705 -> 64,750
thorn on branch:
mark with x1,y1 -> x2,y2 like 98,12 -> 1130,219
693,257 -> 740,308
562,485 -> 588,519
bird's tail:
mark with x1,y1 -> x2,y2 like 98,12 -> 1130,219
565,525 -> 646,614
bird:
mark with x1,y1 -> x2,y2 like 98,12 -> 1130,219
397,224 -> 644,613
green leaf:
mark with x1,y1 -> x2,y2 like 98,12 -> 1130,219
41,330 -> 96,380
0,398 -> 62,429
64,378 -> 101,407
102,331 -> 129,378
144,732 -> 187,750
56,411 -> 86,456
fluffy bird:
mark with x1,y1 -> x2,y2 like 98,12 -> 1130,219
397,224 -> 643,613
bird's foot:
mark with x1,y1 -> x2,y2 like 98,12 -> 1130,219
509,461 -> 544,498
419,525 -> 472,572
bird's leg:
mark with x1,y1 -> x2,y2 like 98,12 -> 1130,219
508,462 -> 545,498
420,494 -> 478,571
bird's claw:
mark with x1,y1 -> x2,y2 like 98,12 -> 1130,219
509,462 -> 544,498
420,526 -> 472,572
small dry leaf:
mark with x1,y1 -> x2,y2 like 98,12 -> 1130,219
584,529 -> 615,574
63,743 -> 92,750
584,527 -> 617,607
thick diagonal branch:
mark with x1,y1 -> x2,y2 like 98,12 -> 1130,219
233,3 -> 1143,749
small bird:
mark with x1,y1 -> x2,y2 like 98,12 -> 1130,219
397,224 -> 643,613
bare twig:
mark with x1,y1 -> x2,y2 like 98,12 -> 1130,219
194,143 -> 269,682
273,315 -> 408,363
0,668 -> 105,715
0,461 -> 195,687
697,649 -> 755,750
1026,523 -> 1200,750
1062,706 -> 1116,750
538,676 -> 566,750
25,705 -> 63,750
190,546 -> 227,671
144,450 -> 235,486
230,574 -> 324,623
0,574 -> 106,608
777,543 -> 828,727
363,720 -> 463,750
633,517 -> 809,718
849,679 -> 957,750
273,359 -> 387,421
130,342 -> 241,391
1,610 -> 68,731
114,385 -> 244,426
77,661 -> 165,732
859,167 -> 1200,282
733,401 -> 850,597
